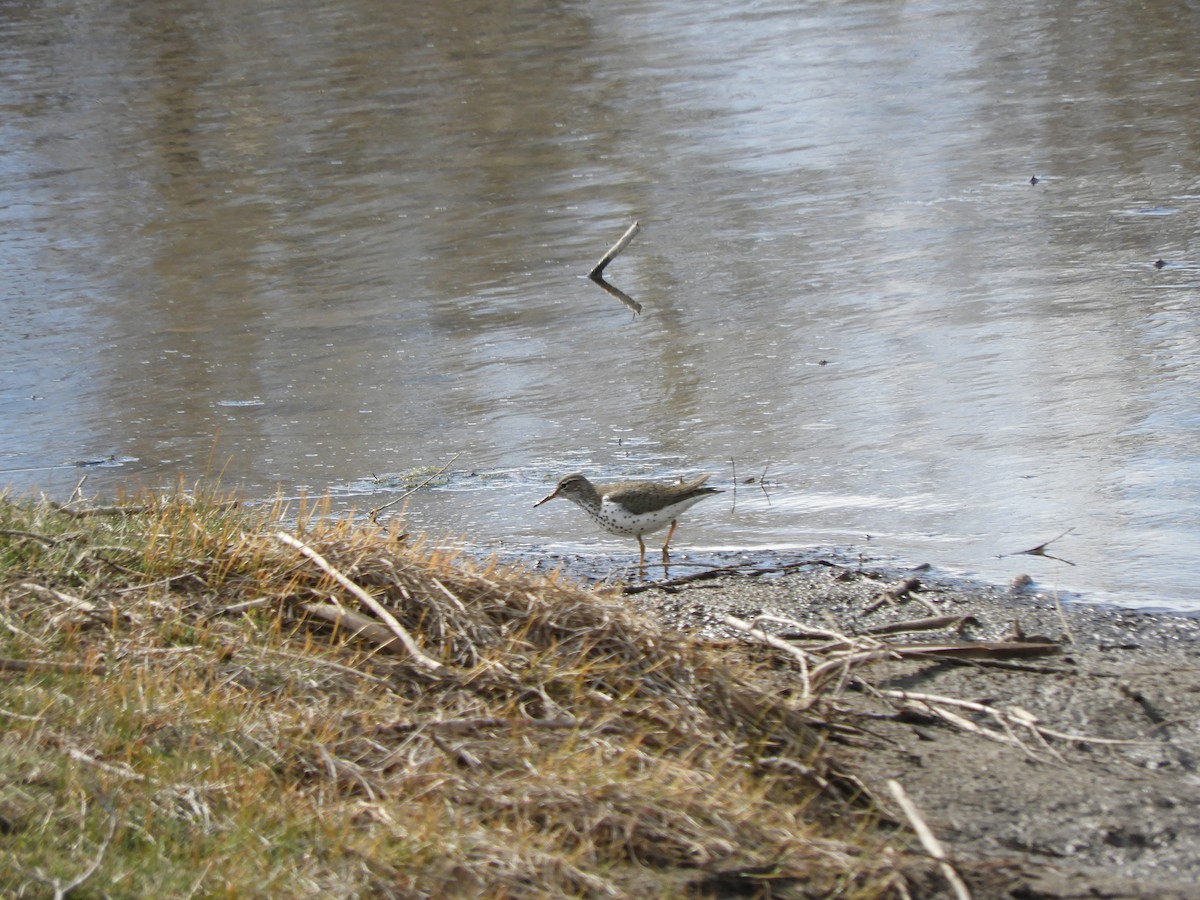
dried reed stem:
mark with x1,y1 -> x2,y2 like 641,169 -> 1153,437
275,532 -> 445,674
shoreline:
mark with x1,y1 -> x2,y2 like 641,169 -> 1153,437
621,560 -> 1200,897
526,544 -> 1200,619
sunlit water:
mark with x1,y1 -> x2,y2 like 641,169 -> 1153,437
2,0 -> 1198,610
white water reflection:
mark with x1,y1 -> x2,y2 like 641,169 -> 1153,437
1,0 -> 1198,609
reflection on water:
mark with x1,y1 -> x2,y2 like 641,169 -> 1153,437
588,273 -> 641,316
1,0 -> 1198,609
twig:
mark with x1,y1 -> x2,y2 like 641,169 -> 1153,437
0,656 -> 104,675
204,597 -> 274,619
183,860 -> 216,900
1053,588 -> 1074,644
879,689 -> 1145,748
878,641 -> 1062,661
864,577 -> 936,614
21,582 -> 119,627
1,528 -> 74,546
369,451 -> 463,520
48,499 -> 234,518
429,577 -> 468,612
808,648 -> 904,690
621,563 -> 748,594
1006,528 -> 1076,566
49,804 -> 119,900
275,532 -> 446,674
429,730 -> 482,770
381,716 -> 581,736
300,602 -> 415,660
722,615 -> 813,700
800,642 -> 1060,694
749,614 -> 854,644
727,459 -> 773,509
67,475 -> 88,506
860,615 -> 977,637
263,643 -> 394,685
887,780 -> 972,900
588,220 -> 640,279
65,747 -> 147,781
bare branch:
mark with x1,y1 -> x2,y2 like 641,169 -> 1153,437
587,220 -> 641,279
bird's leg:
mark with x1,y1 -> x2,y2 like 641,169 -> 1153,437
661,520 -> 678,576
637,535 -> 647,578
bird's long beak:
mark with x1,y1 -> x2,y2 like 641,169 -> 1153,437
533,487 -> 561,508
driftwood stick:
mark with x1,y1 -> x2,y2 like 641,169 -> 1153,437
750,613 -> 857,644
808,649 -> 901,688
622,563 -> 747,594
881,640 -> 1062,660
588,220 -> 641,279
882,689 -> 1146,747
722,614 -> 813,700
275,532 -> 445,674
887,780 -> 972,900
861,615 -> 975,636
809,641 -> 1061,686
300,603 -> 413,658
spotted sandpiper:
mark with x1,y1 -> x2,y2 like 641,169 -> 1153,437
534,472 -> 722,573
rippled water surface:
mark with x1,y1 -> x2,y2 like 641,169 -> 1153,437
2,0 -> 1198,609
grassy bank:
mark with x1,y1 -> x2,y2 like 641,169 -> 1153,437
0,488 -> 924,897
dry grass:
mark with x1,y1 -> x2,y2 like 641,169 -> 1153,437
0,487 -> 927,898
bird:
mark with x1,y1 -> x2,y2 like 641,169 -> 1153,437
534,472 -> 722,574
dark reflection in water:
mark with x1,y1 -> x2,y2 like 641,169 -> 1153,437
1,0 -> 1198,609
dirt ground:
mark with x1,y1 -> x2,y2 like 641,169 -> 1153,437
622,558 -> 1200,899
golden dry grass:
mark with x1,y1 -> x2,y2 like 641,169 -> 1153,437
0,487 -> 928,898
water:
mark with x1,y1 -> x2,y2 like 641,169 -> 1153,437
2,0 -> 1198,610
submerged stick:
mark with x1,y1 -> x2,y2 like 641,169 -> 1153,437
588,220 -> 641,279
1006,527 -> 1076,566
370,450 -> 462,521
